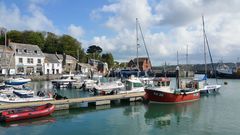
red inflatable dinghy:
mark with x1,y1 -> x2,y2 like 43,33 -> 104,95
0,103 -> 55,122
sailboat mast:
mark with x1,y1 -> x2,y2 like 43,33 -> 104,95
202,16 -> 207,81
177,51 -> 179,66
138,19 -> 152,71
136,18 -> 139,72
186,44 -> 188,77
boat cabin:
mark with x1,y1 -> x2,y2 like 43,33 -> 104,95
152,77 -> 170,87
125,78 -> 144,90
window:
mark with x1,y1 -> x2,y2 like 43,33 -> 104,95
37,59 -> 41,64
24,49 -> 27,53
27,58 -> 33,64
133,82 -> 143,88
19,58 -> 23,63
16,49 -> 18,53
34,50 -> 38,54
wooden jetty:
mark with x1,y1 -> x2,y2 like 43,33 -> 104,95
0,92 -> 145,111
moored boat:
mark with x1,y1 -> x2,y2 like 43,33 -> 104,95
94,79 -> 125,95
119,76 -> 145,94
193,74 -> 221,95
5,78 -> 31,86
0,103 -> 55,122
144,68 -> 200,104
51,74 -> 76,88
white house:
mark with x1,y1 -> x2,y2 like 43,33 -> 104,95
44,53 -> 62,74
10,42 -> 45,75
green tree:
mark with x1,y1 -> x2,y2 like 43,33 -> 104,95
101,53 -> 114,69
43,32 -> 60,53
22,31 -> 45,49
59,34 -> 82,58
7,30 -> 22,43
86,45 -> 102,60
78,48 -> 87,63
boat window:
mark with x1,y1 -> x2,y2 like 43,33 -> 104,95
60,77 -> 69,79
133,82 -> 143,88
166,81 -> 170,86
162,82 -> 165,86
126,81 -> 132,90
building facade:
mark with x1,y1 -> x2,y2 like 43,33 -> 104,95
10,42 -> 45,75
56,54 -> 77,73
44,53 -> 62,75
128,57 -> 151,72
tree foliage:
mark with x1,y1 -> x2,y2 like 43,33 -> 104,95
86,45 -> 102,60
4,30 -> 115,64
101,53 -> 114,69
43,32 -> 60,53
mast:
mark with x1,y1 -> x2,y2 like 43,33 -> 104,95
202,15 -> 207,83
136,18 -> 139,72
137,19 -> 152,71
177,51 -> 179,66
202,15 -> 218,83
186,44 -> 188,77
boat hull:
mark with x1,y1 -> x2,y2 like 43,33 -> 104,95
4,78 -> 31,86
144,89 -> 200,103
0,103 -> 55,122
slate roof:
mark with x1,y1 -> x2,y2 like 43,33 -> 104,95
44,53 -> 60,63
56,54 -> 77,61
10,42 -> 44,57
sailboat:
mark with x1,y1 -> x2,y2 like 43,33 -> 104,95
197,16 -> 221,95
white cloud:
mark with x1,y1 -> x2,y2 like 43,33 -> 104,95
0,1 -> 58,33
67,24 -> 85,40
95,0 -> 153,32
91,0 -> 240,65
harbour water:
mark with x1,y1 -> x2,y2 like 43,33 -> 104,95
0,79 -> 240,135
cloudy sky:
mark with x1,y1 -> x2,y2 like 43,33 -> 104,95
0,0 -> 239,66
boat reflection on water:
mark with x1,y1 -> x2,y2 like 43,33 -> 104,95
144,101 -> 200,128
0,116 -> 56,128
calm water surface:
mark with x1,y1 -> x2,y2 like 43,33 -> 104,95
0,79 -> 240,135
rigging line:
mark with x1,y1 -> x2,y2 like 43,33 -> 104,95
136,18 -> 139,72
202,15 -> 218,84
204,31 -> 218,84
137,20 -> 152,71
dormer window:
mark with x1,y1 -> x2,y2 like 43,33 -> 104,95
24,49 -> 27,53
34,50 -> 38,54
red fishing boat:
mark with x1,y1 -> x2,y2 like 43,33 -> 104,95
144,67 -> 200,103
0,103 -> 55,122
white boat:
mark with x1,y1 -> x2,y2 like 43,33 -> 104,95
194,74 -> 221,94
0,93 -> 53,104
4,78 -> 31,86
94,79 -> 125,94
0,87 -> 53,104
51,74 -> 76,88
119,76 -> 145,94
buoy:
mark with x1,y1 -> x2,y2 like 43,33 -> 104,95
224,82 -> 228,85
